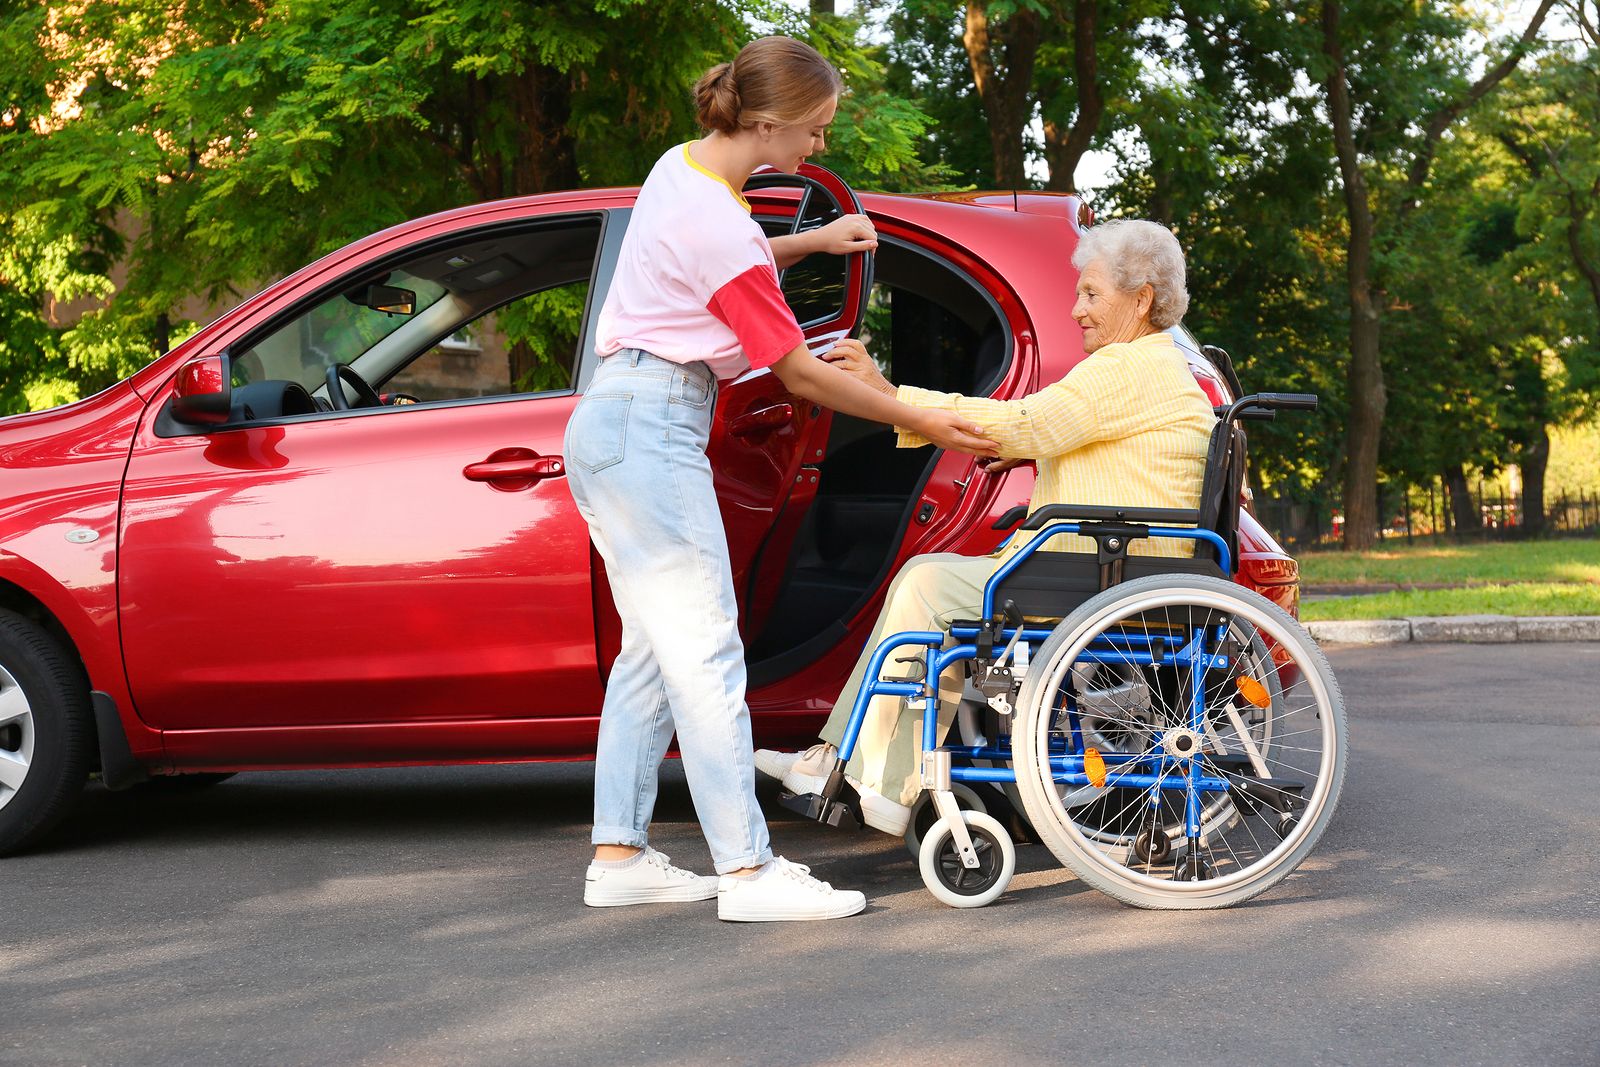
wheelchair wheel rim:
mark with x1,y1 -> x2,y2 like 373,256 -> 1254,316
1021,581 -> 1341,899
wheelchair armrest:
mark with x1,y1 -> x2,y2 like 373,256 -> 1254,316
992,504 -> 1030,531
1018,504 -> 1202,530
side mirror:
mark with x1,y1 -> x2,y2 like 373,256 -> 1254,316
171,353 -> 232,426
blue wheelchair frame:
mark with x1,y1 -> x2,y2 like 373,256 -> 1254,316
830,521 -> 1236,845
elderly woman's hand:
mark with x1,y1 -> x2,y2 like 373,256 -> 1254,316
978,456 -> 1029,475
809,213 -> 878,256
820,337 -> 895,396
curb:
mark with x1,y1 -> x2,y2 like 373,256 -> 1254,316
1305,615 -> 1600,645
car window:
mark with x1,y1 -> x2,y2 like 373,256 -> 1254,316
231,269 -> 449,390
387,281 -> 589,401
758,210 -> 848,329
857,240 -> 1007,396
228,217 -> 601,416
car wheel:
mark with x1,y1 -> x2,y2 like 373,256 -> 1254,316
0,609 -> 92,857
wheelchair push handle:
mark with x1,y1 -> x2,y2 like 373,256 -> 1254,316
1253,392 -> 1319,410
1223,392 -> 1318,427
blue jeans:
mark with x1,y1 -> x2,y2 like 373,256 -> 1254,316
563,350 -> 773,874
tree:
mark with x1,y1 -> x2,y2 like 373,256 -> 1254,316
1314,0 -> 1555,547
0,1 -> 940,414
961,0 -> 1044,187
1487,5 -> 1600,529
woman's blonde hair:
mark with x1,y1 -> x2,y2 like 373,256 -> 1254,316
694,36 -> 842,134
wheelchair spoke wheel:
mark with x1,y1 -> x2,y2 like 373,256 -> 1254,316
918,810 -> 1016,909
1012,574 -> 1346,910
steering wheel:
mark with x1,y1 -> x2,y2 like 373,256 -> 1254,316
325,362 -> 382,410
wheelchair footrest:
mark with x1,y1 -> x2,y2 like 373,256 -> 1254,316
777,788 -> 862,829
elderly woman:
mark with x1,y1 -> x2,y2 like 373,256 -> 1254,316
755,219 -> 1217,835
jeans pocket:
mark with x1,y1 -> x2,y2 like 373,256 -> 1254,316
570,392 -> 632,473
671,367 -> 711,408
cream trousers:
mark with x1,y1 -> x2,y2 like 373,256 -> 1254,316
816,552 -> 1000,807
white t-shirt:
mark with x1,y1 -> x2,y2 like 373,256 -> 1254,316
595,143 -> 805,380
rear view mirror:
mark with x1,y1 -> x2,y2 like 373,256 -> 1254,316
171,353 -> 233,426
360,283 -> 416,316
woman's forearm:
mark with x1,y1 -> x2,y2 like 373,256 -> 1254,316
771,345 -> 917,424
768,232 -> 820,270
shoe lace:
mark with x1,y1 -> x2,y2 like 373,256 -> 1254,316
772,856 -> 833,893
643,849 -> 697,880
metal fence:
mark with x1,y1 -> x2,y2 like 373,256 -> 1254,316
1254,484 -> 1600,549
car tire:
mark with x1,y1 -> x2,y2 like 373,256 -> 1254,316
0,609 -> 92,857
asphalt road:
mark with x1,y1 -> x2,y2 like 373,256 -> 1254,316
3,643 -> 1598,1067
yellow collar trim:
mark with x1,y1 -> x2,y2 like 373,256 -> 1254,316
682,143 -> 751,212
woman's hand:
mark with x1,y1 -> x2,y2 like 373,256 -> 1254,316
820,337 -> 894,395
810,213 -> 878,256
978,456 -> 1029,475
910,408 -> 1000,457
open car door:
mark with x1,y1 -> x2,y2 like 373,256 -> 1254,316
714,163 -> 873,640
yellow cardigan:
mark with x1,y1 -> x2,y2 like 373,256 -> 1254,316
894,331 -> 1216,558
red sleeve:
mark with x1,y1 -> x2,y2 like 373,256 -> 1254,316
706,264 -> 806,370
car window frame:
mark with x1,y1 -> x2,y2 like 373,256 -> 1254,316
862,233 -> 1014,397
155,210 -> 621,438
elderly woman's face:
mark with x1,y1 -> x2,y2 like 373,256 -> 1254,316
1072,262 -> 1155,352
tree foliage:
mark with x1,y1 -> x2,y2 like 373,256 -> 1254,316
2,0 -> 1597,546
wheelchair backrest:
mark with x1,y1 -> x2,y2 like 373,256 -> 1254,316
1195,419 -> 1247,572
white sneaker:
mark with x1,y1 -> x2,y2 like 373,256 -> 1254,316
848,776 -> 913,836
717,856 -> 867,922
763,743 -> 839,795
583,848 -> 718,907
753,746 -> 805,782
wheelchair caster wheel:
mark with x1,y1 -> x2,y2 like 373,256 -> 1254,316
918,811 -> 1015,909
1174,850 -> 1210,882
905,782 -> 987,857
1274,814 -> 1299,840
1131,824 -> 1172,865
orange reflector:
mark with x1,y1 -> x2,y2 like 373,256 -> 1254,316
1236,676 -> 1271,709
1084,747 -> 1107,788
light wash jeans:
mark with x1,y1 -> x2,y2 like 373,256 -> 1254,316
563,349 -> 772,874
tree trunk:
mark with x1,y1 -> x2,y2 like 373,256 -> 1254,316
1041,0 -> 1102,193
509,66 -> 579,196
1445,465 -> 1479,534
1321,1 -> 1385,550
963,0 -> 1042,188
1520,425 -> 1550,535
152,311 -> 171,356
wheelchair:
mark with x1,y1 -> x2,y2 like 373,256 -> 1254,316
779,392 -> 1347,909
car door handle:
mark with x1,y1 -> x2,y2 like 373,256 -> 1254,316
463,450 -> 565,484
729,403 -> 795,438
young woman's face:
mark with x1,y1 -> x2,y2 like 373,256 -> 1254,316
764,96 -> 837,173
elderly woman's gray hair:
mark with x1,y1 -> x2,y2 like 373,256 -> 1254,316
1070,219 -> 1189,330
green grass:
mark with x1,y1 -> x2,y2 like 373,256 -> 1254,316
1296,536 -> 1600,586
1301,582 -> 1600,621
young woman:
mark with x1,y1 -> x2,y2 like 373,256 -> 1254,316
565,36 -> 997,922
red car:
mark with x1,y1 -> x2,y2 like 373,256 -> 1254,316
0,167 -> 1300,855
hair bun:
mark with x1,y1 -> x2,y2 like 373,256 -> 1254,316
693,61 -> 741,133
